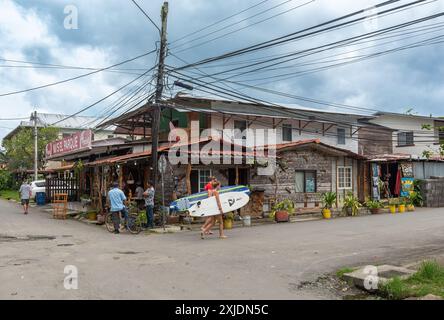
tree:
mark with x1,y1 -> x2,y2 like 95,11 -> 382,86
2,127 -> 59,171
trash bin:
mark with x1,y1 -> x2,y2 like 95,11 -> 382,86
36,192 -> 46,206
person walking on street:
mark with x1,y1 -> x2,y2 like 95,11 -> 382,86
201,176 -> 217,235
108,182 -> 129,234
143,182 -> 155,229
19,180 -> 32,215
201,181 -> 227,239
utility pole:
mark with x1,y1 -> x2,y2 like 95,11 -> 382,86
151,1 -> 168,190
33,110 -> 38,181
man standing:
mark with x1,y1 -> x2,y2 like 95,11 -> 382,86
143,182 -> 155,229
134,183 -> 145,210
108,182 -> 128,234
19,180 -> 32,215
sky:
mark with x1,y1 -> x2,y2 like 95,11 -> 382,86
0,0 -> 443,142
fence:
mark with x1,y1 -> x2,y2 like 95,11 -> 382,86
45,177 -> 80,202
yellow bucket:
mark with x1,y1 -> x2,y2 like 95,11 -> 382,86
322,209 -> 331,219
389,205 -> 397,214
224,219 -> 233,229
398,205 -> 406,213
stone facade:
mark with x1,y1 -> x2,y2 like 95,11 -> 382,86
419,177 -> 444,207
249,147 -> 358,208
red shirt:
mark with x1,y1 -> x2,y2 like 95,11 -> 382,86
204,183 -> 213,191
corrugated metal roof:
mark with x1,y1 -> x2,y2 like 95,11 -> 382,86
34,113 -> 116,130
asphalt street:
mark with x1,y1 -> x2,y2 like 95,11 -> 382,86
1,199 -> 443,300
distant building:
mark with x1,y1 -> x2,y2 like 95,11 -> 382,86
3,112 -> 126,170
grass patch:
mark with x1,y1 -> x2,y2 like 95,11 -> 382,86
0,189 -> 20,202
379,260 -> 444,300
336,267 -> 356,279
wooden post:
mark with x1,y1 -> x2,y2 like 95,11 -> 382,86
119,165 -> 124,189
186,163 -> 192,195
235,166 -> 239,185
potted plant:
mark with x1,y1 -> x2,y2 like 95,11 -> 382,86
321,192 -> 337,219
271,199 -> 295,223
224,212 -> 235,229
365,199 -> 383,214
86,210 -> 98,221
388,198 -> 398,214
342,192 -> 361,216
408,191 -> 422,210
398,198 -> 407,213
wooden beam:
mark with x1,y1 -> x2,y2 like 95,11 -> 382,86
223,115 -> 233,126
186,163 -> 192,195
235,166 -> 239,185
323,124 -> 335,135
273,119 -> 285,129
352,127 -> 361,136
247,116 -> 260,127
301,121 -> 312,130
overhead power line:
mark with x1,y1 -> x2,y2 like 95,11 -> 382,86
172,0 -> 316,53
131,0 -> 161,33
0,117 -> 29,121
0,49 -> 157,98
171,0 -> 271,44
50,66 -> 157,126
172,0 -> 414,70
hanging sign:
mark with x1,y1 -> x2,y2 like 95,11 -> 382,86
400,163 -> 414,177
46,130 -> 93,159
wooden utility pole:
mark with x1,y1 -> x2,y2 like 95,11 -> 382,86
33,110 -> 38,181
151,1 -> 168,190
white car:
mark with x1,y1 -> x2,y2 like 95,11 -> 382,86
30,180 -> 46,199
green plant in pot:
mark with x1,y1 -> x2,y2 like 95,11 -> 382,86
342,192 -> 361,216
321,192 -> 337,219
409,191 -> 423,208
365,199 -> 383,214
271,199 -> 295,223
388,198 -> 398,214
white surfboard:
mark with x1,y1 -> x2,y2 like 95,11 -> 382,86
188,192 -> 250,217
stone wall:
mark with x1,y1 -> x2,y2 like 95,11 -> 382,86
419,177 -> 444,207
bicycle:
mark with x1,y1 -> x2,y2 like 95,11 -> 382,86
104,207 -> 145,235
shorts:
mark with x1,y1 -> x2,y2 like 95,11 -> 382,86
21,199 -> 30,205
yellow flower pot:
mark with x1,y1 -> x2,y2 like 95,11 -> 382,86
223,219 -> 233,230
407,204 -> 415,212
322,209 -> 331,219
389,205 -> 397,214
87,211 -> 97,221
398,205 -> 406,213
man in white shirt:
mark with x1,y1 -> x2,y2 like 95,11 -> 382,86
19,180 -> 32,215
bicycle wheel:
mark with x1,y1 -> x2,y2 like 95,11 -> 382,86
127,216 -> 142,234
105,213 -> 115,233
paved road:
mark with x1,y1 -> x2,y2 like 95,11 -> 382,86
1,199 -> 443,300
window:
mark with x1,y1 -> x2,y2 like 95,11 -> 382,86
439,127 -> 444,144
338,166 -> 352,190
295,171 -> 317,193
234,120 -> 247,140
397,131 -> 414,147
282,124 -> 292,142
198,169 -> 212,192
337,128 -> 346,145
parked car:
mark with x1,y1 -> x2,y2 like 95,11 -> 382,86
30,180 -> 46,199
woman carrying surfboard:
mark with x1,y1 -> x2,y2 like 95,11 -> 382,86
201,176 -> 217,236
201,181 -> 227,239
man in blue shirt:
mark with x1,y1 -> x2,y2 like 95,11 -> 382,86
108,182 -> 128,234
